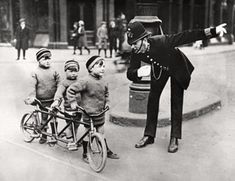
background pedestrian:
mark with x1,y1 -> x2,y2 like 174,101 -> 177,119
14,18 -> 30,60
108,20 -> 118,58
71,21 -> 79,55
77,20 -> 90,55
97,21 -> 108,58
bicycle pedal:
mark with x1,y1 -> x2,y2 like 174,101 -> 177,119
31,133 -> 40,138
67,142 -> 78,151
68,146 -> 78,151
47,139 -> 57,144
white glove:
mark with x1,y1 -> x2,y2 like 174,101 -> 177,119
24,97 -> 35,105
70,102 -> 78,110
51,100 -> 60,108
216,23 -> 227,37
137,65 -> 151,77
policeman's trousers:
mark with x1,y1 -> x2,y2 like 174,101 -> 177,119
144,71 -> 184,139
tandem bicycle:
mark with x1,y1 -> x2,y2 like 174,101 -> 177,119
20,99 -> 109,172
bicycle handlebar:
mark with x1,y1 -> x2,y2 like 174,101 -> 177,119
77,105 -> 109,117
31,98 -> 109,117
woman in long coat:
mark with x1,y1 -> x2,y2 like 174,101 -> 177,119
77,20 -> 90,55
15,18 -> 30,60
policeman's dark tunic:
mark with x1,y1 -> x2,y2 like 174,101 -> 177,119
127,29 -> 216,139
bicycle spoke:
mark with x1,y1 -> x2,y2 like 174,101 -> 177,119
87,132 -> 107,172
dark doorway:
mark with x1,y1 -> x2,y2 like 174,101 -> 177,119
67,0 -> 95,45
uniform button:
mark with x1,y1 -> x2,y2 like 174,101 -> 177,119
153,62 -> 156,64
157,63 -> 159,66
147,55 -> 149,58
150,58 -> 153,61
160,66 -> 162,68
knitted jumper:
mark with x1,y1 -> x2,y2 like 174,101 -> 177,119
28,66 -> 60,103
67,74 -> 109,125
54,78 -> 81,111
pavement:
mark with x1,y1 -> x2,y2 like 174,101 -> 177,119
0,44 -> 235,181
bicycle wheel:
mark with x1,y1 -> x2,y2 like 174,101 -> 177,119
87,132 -> 107,172
20,113 -> 39,143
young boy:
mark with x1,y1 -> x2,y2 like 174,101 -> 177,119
51,59 -> 81,150
25,48 -> 60,144
67,55 -> 119,163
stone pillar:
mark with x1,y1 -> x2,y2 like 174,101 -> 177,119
109,0 -> 115,20
178,0 -> 183,32
214,0 -> 223,25
48,0 -> 68,49
209,0 -> 214,26
96,0 -> 103,29
168,0 -> 173,33
227,0 -> 235,44
59,0 -> 68,44
189,0 -> 194,29
9,0 -> 14,39
19,0 -> 26,19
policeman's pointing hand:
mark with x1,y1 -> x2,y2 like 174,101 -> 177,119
137,65 -> 151,77
216,23 -> 227,37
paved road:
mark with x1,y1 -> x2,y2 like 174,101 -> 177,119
0,45 -> 235,181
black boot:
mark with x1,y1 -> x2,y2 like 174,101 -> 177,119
23,50 -> 26,59
168,137 -> 178,153
17,49 -> 20,60
48,122 -> 57,144
82,141 -> 89,163
105,139 -> 119,159
39,128 -> 47,144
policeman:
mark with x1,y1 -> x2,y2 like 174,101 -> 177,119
126,21 -> 226,153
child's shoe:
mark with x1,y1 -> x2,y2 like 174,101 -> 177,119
47,136 -> 57,144
82,153 -> 89,164
107,150 -> 119,159
39,135 -> 47,144
67,142 -> 78,151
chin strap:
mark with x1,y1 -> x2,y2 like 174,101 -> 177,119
135,39 -> 144,54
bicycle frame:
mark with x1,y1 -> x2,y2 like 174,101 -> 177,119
28,99 -> 108,147
22,99 -> 109,172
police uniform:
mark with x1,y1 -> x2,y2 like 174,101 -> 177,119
126,21 -> 219,152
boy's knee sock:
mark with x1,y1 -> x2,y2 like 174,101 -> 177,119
41,127 -> 47,139
50,122 -> 57,135
104,138 -> 110,152
82,140 -> 88,154
98,49 -> 101,55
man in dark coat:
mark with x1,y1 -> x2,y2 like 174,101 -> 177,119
126,21 -> 226,153
15,18 -> 30,60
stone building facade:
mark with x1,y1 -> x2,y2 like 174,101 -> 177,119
0,0 -> 234,48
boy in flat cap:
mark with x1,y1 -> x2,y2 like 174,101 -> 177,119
51,59 -> 81,150
67,56 -> 119,163
25,48 -> 60,144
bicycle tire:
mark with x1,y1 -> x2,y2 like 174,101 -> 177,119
20,113 -> 39,143
87,132 -> 107,172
